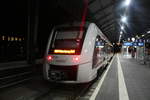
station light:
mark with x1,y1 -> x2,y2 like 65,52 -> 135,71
142,34 -> 145,37
19,38 -> 22,41
15,37 -> 18,41
2,36 -> 5,40
120,31 -> 123,34
131,37 -> 135,42
124,0 -> 131,6
8,37 -> 10,41
121,26 -> 124,30
11,37 -> 14,41
119,35 -> 122,41
128,38 -> 130,41
147,31 -> 150,34
120,35 -> 122,38
136,35 -> 139,38
121,16 -> 127,23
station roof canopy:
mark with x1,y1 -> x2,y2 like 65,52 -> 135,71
47,0 -> 150,43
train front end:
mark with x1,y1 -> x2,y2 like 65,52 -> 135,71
43,26 -> 93,83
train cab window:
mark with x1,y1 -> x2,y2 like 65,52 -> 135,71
49,27 -> 86,55
52,31 -> 80,49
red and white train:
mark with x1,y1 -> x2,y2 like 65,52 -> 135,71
43,22 -> 113,83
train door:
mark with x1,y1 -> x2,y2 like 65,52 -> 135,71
92,36 -> 105,68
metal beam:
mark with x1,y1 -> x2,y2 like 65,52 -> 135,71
92,1 -> 114,15
103,28 -> 115,33
102,24 -> 114,31
104,31 -> 114,39
96,12 -> 113,22
101,20 -> 115,29
100,18 -> 114,28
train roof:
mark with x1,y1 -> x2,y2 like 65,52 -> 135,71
54,22 -> 91,29
54,22 -> 112,46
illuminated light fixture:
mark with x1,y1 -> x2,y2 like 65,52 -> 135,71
147,31 -> 150,34
120,35 -> 122,38
15,37 -> 18,41
11,37 -> 14,41
8,37 -> 10,41
124,0 -> 131,6
54,49 -> 75,54
136,35 -> 139,38
2,36 -> 5,40
132,37 -> 135,42
19,38 -> 22,41
121,16 -> 127,23
142,34 -> 145,37
121,26 -> 124,30
120,31 -> 123,34
128,38 -> 130,41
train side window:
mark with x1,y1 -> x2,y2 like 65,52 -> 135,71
92,35 -> 107,68
92,36 -> 101,68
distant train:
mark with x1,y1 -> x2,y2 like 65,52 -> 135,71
43,22 -> 113,83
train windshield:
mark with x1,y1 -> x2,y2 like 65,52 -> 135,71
49,27 -> 86,54
53,31 -> 80,49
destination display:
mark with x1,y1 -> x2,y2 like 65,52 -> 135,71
123,42 -> 133,46
123,42 -> 144,46
138,42 -> 144,46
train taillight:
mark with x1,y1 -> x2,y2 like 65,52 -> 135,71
47,55 -> 53,61
73,56 -> 80,62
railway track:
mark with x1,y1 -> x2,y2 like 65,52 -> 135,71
0,66 -> 33,88
0,69 -> 106,100
0,59 -> 43,89
0,70 -> 104,100
34,82 -> 93,100
33,67 -> 107,100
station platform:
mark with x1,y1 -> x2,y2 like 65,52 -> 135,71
88,54 -> 150,100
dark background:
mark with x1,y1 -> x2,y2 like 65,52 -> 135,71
0,0 -> 82,63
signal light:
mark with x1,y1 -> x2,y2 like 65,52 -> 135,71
47,55 -> 52,61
